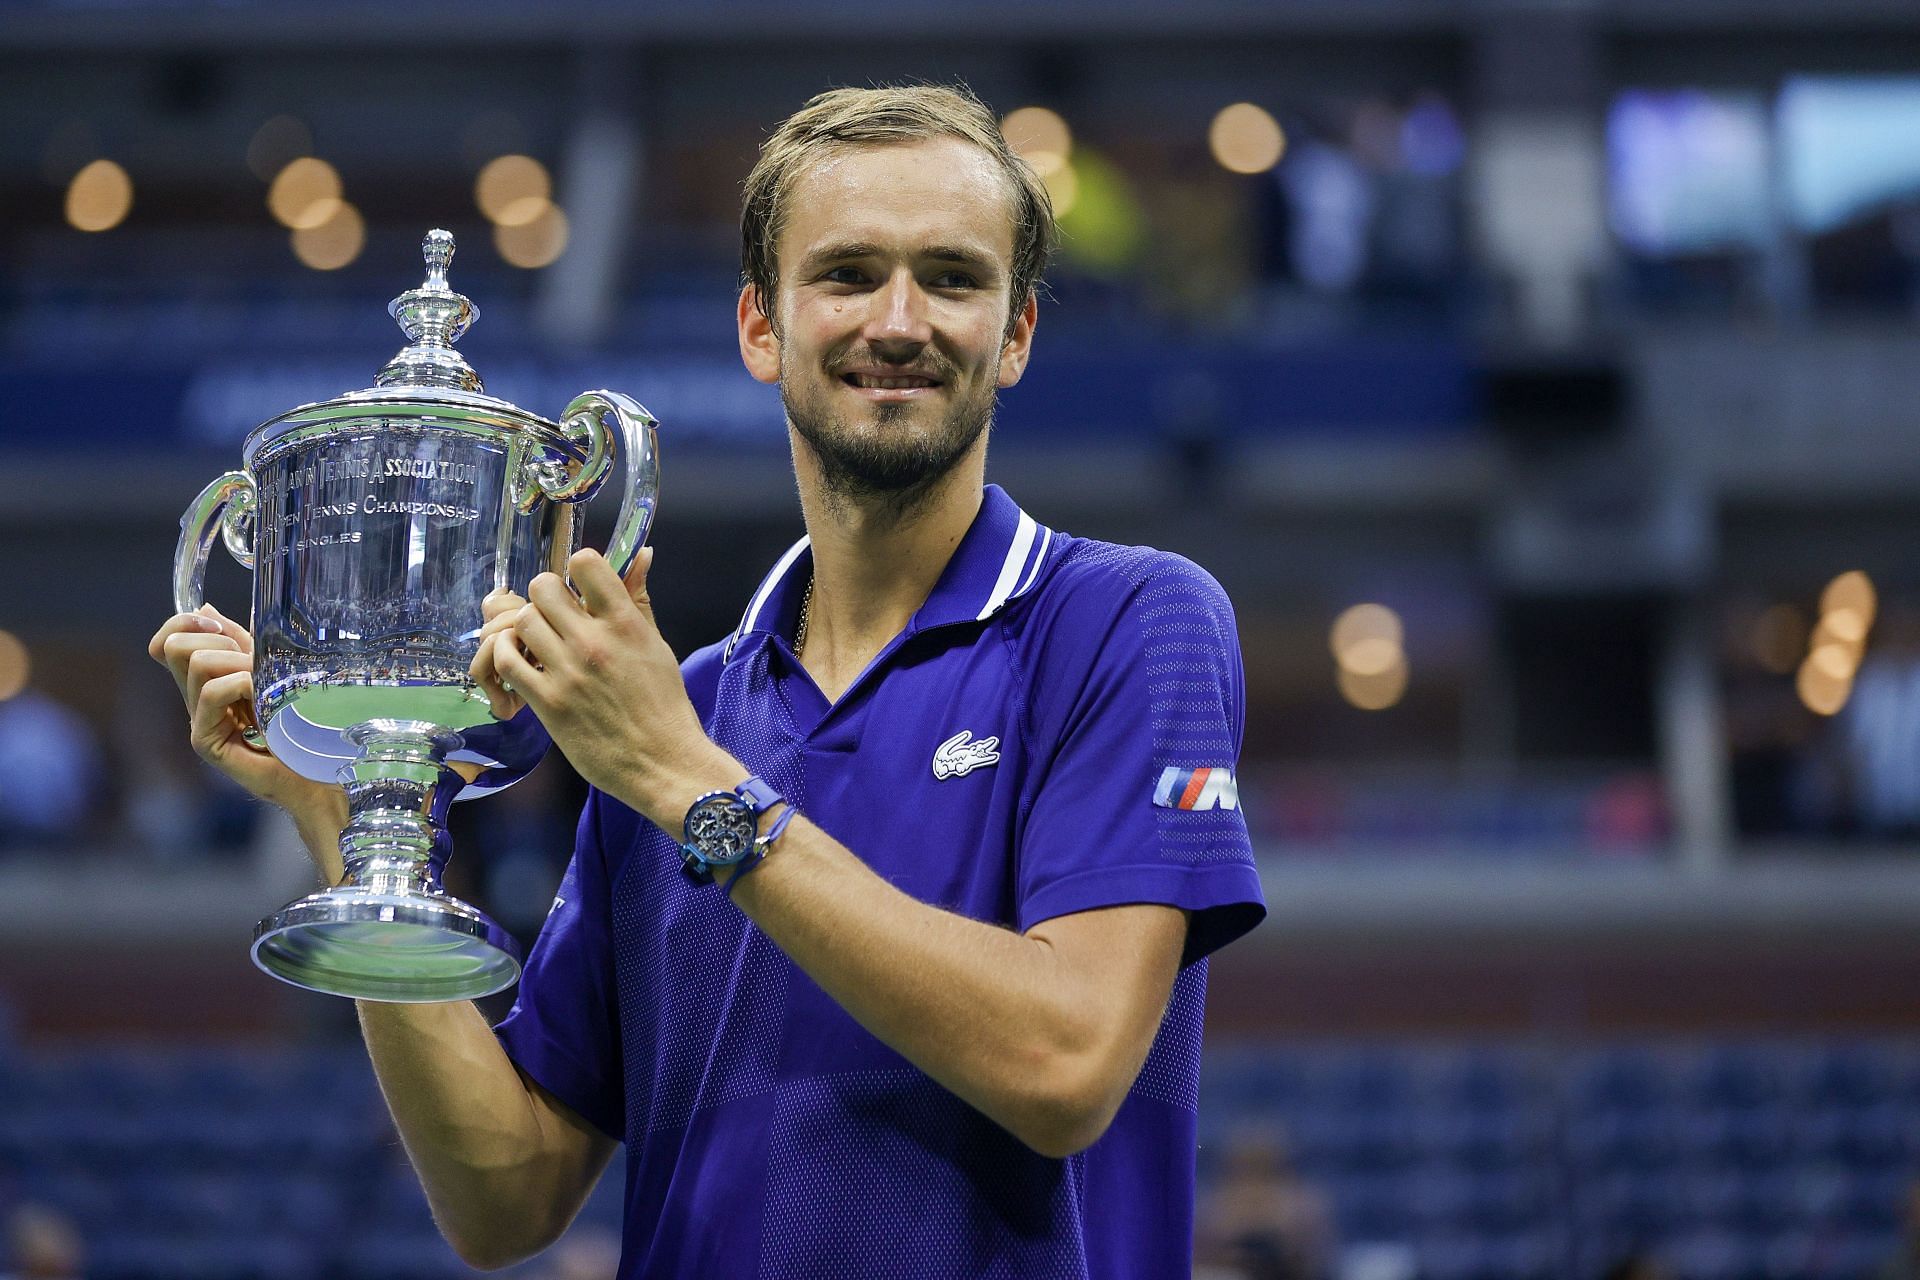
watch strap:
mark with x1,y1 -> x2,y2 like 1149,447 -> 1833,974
721,802 -> 797,901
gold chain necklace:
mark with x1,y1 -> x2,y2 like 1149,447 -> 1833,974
795,576 -> 814,657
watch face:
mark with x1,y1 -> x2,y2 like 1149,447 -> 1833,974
686,795 -> 758,865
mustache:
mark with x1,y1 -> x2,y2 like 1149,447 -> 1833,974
827,348 -> 957,383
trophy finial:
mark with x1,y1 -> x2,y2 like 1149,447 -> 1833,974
379,228 -> 482,391
422,229 -> 455,291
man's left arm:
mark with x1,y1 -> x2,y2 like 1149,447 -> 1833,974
718,816 -> 1189,1159
480,547 -> 1193,1158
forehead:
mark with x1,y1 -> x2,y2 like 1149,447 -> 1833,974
778,135 -> 1018,269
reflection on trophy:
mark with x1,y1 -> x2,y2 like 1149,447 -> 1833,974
173,229 -> 659,1003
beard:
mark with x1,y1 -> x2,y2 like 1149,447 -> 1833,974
782,352 -> 996,522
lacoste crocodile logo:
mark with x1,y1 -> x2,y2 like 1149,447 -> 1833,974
932,730 -> 1001,780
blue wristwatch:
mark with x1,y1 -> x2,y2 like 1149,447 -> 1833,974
680,776 -> 794,889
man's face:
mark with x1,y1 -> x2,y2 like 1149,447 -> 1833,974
738,136 -> 1036,509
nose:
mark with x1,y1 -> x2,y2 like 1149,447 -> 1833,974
862,267 -> 932,359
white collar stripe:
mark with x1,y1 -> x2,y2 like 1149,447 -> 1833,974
1009,525 -> 1053,603
735,534 -> 811,644
975,511 -> 1038,622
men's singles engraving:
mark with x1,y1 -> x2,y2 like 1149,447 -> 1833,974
256,448 -> 489,556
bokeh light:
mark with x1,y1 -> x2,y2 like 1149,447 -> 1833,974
1819,569 -> 1876,641
1331,603 -> 1404,659
64,159 -> 132,232
290,201 -> 365,270
494,202 -> 569,268
1796,652 -> 1852,716
0,630 -> 28,702
268,157 -> 343,230
1331,604 -> 1407,709
1809,638 -> 1859,681
1001,106 -> 1072,176
1338,657 -> 1409,711
1210,102 -> 1287,174
1041,162 -> 1080,218
476,155 -> 552,224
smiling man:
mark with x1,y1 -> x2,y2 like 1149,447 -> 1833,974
152,84 -> 1264,1278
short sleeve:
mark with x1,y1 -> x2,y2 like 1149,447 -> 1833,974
493,791 -> 625,1140
1015,552 -> 1266,964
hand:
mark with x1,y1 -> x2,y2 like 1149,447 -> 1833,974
468,587 -> 534,722
485,547 -> 733,823
146,605 -> 348,852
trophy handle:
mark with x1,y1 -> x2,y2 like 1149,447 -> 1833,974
173,470 -> 259,615
547,390 -> 660,577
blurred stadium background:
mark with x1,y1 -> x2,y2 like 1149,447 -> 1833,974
6,0 -> 1920,1276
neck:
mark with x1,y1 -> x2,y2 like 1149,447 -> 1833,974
790,432 -> 986,684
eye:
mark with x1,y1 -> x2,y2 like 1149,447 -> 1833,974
821,266 -> 868,285
930,271 -> 978,290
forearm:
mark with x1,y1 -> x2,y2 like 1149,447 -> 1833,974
283,788 -> 348,885
725,818 -> 1121,1156
357,999 -> 581,1267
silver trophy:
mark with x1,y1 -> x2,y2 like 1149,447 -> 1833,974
173,229 -> 658,1003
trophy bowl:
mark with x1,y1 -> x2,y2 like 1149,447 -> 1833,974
172,229 -> 658,1003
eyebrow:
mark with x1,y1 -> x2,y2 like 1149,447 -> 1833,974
798,241 -> 1002,275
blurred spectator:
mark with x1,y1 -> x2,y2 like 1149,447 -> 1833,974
1195,1128 -> 1335,1280
1282,137 -> 1375,295
0,691 -> 102,852
1843,611 -> 1920,837
1,1203 -> 85,1280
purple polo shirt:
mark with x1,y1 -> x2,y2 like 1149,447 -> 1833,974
495,484 -> 1265,1278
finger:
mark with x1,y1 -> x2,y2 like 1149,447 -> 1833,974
148,612 -> 223,664
568,548 -> 628,617
621,545 -> 656,609
198,603 -> 254,655
468,633 -> 523,720
185,646 -> 251,709
492,632 -> 547,709
162,632 -> 241,700
191,670 -> 260,758
510,600 -> 567,670
482,589 -> 528,623
475,609 -> 522,649
527,572 -> 589,636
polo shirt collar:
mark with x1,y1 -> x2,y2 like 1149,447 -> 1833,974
723,484 -> 1053,661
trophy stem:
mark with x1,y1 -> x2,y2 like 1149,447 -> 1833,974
251,719 -> 522,1003
337,722 -> 458,897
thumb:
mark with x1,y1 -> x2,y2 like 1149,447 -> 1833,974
623,544 -> 655,607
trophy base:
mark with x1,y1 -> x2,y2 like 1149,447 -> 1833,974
252,886 -> 522,1003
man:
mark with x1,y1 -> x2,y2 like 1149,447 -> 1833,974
151,84 -> 1265,1277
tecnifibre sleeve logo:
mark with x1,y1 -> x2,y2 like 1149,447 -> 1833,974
1152,767 -> 1239,811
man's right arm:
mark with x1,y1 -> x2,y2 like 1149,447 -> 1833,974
149,608 -> 614,1270
356,999 -> 617,1269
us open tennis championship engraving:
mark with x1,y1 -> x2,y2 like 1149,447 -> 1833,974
173,230 -> 659,1002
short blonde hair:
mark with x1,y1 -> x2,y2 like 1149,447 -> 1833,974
741,83 -> 1056,337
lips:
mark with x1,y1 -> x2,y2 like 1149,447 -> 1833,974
844,373 -> 939,389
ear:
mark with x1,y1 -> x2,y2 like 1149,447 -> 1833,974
996,290 -> 1039,389
737,284 -> 782,386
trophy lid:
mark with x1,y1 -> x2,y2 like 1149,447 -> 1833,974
243,227 -> 573,463
376,229 -> 483,393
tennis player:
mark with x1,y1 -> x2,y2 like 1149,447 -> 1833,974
153,83 -> 1265,1277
